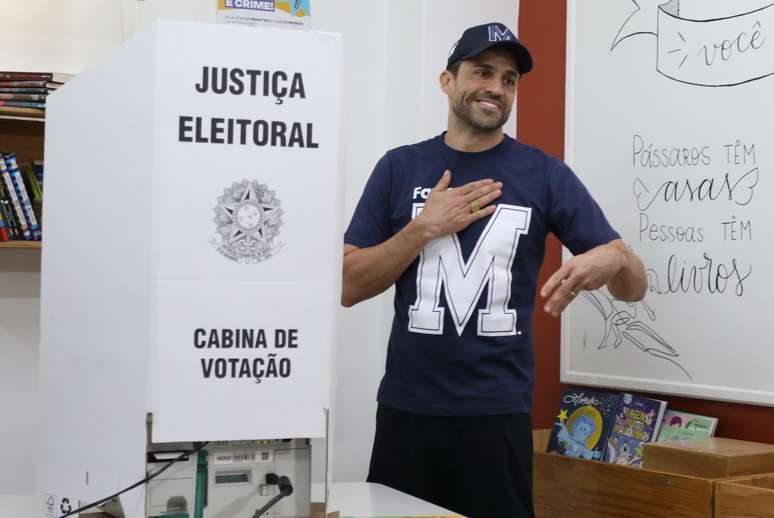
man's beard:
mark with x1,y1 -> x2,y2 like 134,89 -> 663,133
451,91 -> 511,133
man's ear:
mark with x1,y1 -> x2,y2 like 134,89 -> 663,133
439,70 -> 453,95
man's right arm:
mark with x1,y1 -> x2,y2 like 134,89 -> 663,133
341,220 -> 433,307
341,170 -> 502,307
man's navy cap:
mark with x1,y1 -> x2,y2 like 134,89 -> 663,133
447,22 -> 533,74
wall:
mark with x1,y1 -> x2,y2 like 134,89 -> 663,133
0,0 -> 518,497
516,0 -> 567,432
518,0 -> 774,444
0,1 -> 123,73
0,1 -> 123,496
0,252 -> 40,494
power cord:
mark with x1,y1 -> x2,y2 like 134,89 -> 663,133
59,441 -> 209,518
251,473 -> 294,518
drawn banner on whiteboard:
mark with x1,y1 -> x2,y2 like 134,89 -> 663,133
612,1 -> 774,87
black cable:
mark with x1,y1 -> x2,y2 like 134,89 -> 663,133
251,475 -> 293,518
251,492 -> 286,518
59,441 -> 209,518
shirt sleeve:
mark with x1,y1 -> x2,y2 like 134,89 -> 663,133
343,153 -> 394,248
547,158 -> 620,255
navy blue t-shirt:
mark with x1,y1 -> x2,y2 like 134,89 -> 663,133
344,134 -> 619,415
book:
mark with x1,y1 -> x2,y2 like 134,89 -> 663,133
21,164 -> 42,202
1,154 -> 40,239
657,410 -> 718,442
0,93 -> 47,102
0,163 -> 29,240
0,100 -> 46,109
0,87 -> 49,94
0,181 -> 19,240
0,198 -> 20,240
0,80 -> 61,89
3,154 -> 41,239
0,71 -> 73,83
605,393 -> 667,467
21,164 -> 42,223
0,198 -> 8,241
31,160 -> 44,189
546,388 -> 621,460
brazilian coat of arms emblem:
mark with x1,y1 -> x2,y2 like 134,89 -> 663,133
211,179 -> 284,263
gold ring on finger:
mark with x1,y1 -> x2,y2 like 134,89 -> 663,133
569,290 -> 577,298
470,200 -> 481,213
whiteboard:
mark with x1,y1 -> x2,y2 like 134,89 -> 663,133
562,0 -> 774,406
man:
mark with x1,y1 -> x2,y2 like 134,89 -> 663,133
341,22 -> 646,517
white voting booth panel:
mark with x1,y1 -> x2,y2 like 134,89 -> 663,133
39,20 -> 341,518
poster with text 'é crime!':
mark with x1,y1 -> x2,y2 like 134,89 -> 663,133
217,0 -> 312,29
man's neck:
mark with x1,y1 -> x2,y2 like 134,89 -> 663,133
444,123 -> 504,152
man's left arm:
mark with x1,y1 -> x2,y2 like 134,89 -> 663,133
540,239 -> 647,318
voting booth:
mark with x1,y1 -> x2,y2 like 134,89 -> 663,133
37,20 -> 341,518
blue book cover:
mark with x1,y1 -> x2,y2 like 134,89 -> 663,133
546,388 -> 621,461
605,393 -> 667,468
3,153 -> 40,239
0,100 -> 45,109
0,155 -> 31,240
31,160 -> 43,187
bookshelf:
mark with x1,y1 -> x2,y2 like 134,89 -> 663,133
0,106 -> 45,121
0,107 -> 44,249
533,429 -> 774,517
0,241 -> 40,249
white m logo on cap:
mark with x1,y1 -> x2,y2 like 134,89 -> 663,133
488,25 -> 513,42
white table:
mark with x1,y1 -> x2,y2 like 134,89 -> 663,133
316,482 -> 459,516
5,483 -> 459,517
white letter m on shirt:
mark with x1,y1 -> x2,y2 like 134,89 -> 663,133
408,203 -> 531,337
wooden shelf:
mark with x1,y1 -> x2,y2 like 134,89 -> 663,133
0,119 -> 44,164
0,106 -> 45,122
0,241 -> 41,250
716,473 -> 774,517
0,100 -> 45,256
533,429 -> 716,518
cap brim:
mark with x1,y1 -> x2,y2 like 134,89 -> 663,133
455,41 -> 533,75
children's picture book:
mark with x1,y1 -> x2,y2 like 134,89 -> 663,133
657,409 -> 718,442
605,393 -> 667,467
546,388 -> 620,461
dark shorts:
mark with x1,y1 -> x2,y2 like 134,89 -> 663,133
367,404 -> 535,518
